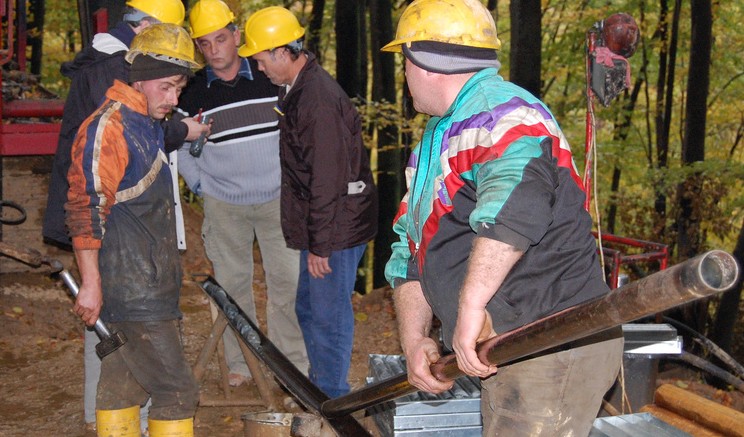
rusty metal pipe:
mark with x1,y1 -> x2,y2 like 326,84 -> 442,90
321,250 -> 739,418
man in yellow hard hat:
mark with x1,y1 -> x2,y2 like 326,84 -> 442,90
67,23 -> 201,437
42,3 -> 208,432
241,6 -> 378,399
382,0 -> 623,435
176,0 -> 309,387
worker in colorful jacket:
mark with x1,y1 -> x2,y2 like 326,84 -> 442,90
66,24 -> 200,437
383,1 -> 623,435
42,3 -> 207,431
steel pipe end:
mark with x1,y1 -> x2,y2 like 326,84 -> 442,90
697,250 -> 739,292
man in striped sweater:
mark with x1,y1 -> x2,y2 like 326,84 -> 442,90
176,0 -> 308,386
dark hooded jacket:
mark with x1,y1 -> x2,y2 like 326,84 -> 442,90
277,52 -> 377,256
42,23 -> 187,247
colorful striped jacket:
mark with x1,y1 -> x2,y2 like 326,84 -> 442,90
385,68 -> 608,349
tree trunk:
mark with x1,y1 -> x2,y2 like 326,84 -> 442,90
28,0 -> 44,75
369,0 -> 395,104
676,0 -> 711,259
710,218 -> 744,355
654,0 -> 681,240
606,76 -> 644,234
509,0 -> 541,97
306,0 -> 326,61
335,0 -> 367,98
369,0 -> 403,288
672,0 -> 712,337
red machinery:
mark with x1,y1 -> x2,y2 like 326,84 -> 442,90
584,14 -> 670,288
0,0 -> 64,156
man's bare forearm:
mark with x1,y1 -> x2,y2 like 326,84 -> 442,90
72,248 -> 103,326
394,281 -> 433,354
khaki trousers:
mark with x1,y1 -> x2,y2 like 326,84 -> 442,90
480,328 -> 624,436
203,195 -> 308,375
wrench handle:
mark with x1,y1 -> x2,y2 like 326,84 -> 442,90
59,270 -> 113,338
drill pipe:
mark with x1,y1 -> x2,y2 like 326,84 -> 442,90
198,277 -> 372,437
321,249 -> 739,418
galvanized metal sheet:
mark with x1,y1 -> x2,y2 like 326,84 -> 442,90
367,354 -> 482,435
368,353 -> 691,437
622,324 -> 682,355
387,425 -> 483,436
589,413 -> 691,437
392,412 -> 481,430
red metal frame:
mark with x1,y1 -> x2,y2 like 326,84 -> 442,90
595,232 -> 669,289
0,0 -> 64,156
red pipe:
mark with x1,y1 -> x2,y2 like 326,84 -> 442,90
2,99 -> 65,118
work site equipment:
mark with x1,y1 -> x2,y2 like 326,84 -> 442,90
0,0 -> 68,245
198,276 -> 373,436
202,250 -> 738,435
125,0 -> 185,26
188,0 -> 235,39
583,12 -> 640,210
380,0 -> 501,52
323,250 -> 738,418
0,242 -> 127,358
238,6 -> 306,57
125,23 -> 200,69
0,0 -> 64,159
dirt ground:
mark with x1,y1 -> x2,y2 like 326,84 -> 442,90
0,204 -> 401,437
0,156 -> 401,436
1,156 -> 743,437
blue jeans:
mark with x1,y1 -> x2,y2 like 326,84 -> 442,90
296,243 -> 367,398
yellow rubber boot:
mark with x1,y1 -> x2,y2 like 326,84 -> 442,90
148,418 -> 194,437
96,405 -> 141,437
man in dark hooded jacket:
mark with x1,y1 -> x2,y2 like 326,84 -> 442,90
42,0 -> 206,248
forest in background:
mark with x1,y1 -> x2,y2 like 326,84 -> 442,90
31,0 -> 744,363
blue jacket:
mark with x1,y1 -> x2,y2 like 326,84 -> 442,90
66,81 -> 182,323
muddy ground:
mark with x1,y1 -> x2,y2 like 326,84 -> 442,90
0,156 -> 743,437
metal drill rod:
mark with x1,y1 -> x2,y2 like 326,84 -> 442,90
320,249 -> 739,418
198,276 -> 372,437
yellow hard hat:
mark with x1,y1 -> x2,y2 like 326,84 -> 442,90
188,0 -> 235,39
125,23 -> 201,69
381,0 -> 501,52
238,6 -> 305,57
125,0 -> 185,26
